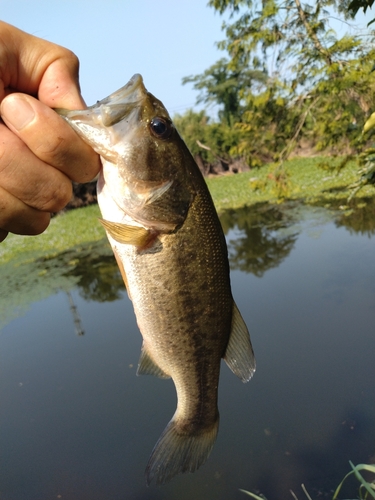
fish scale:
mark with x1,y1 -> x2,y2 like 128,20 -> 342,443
56,73 -> 256,485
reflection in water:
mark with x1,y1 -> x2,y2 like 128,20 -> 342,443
1,204 -> 303,326
336,196 -> 375,236
221,199 -> 375,276
66,291 -> 85,336
0,201 -> 374,500
3,199 -> 373,328
220,204 -> 298,276
0,239 -> 125,329
58,244 -> 125,302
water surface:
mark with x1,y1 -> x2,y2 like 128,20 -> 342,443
0,201 -> 374,500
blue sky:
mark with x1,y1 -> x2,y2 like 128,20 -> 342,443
1,1 -> 372,116
0,0 -> 229,114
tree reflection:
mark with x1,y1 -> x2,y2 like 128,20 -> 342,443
220,204 -> 298,276
60,241 -> 125,302
336,197 -> 375,236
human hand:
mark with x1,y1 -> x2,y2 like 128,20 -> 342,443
0,21 -> 101,242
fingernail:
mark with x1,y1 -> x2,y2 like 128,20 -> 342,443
1,95 -> 35,130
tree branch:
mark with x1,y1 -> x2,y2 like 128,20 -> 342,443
294,0 -> 333,66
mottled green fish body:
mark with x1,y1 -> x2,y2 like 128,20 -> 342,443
56,74 -> 255,485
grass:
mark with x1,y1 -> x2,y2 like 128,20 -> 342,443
239,462 -> 375,500
0,203 -> 105,265
333,462 -> 375,500
206,156 -> 374,213
1,155 -> 375,265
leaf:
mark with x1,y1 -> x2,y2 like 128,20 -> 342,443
332,462 -> 375,499
239,489 -> 267,500
363,111 -> 375,133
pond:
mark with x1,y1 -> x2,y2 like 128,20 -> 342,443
0,200 -> 374,500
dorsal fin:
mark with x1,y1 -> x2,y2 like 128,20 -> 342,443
223,301 -> 256,382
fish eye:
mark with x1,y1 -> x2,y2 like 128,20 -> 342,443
149,117 -> 172,139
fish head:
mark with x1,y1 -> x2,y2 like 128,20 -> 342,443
56,74 -> 195,231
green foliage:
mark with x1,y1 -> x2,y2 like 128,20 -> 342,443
0,204 -> 104,264
239,461 -> 375,499
178,0 -> 375,176
348,0 -> 375,19
206,155 -> 371,212
182,58 -> 267,125
2,156 -> 374,272
333,461 -> 375,499
348,147 -> 375,200
173,109 -> 245,165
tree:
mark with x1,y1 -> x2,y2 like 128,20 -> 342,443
346,0 -> 375,25
182,0 -> 375,162
182,58 -> 267,125
174,109 -> 249,172
347,0 -> 375,17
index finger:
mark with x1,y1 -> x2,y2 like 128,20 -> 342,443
0,21 -> 84,109
0,93 -> 101,183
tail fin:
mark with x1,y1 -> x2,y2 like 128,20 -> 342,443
145,415 -> 219,485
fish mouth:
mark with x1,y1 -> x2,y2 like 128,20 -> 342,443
55,73 -> 147,127
54,74 -> 148,159
89,74 -> 147,128
95,74 -> 146,109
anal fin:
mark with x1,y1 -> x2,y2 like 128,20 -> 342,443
224,301 -> 256,382
137,344 -> 170,379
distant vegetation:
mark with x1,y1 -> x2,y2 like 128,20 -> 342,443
2,155 -> 375,266
5,1 -> 375,262
64,2 -> 375,212
174,0 -> 375,196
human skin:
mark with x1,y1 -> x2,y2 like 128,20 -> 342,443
0,21 -> 101,242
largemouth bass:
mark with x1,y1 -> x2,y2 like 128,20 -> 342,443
56,74 -> 255,485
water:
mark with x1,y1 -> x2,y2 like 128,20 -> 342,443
0,201 -> 374,500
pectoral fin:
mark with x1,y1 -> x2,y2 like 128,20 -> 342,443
137,344 -> 170,379
224,301 -> 256,382
99,219 -> 152,248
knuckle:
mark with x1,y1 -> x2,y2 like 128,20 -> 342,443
26,214 -> 51,236
32,178 -> 72,213
35,133 -> 67,163
47,45 -> 80,78
0,183 -> 51,236
70,153 -> 101,183
0,229 -> 9,242
0,134 -> 17,173
63,49 -> 80,73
